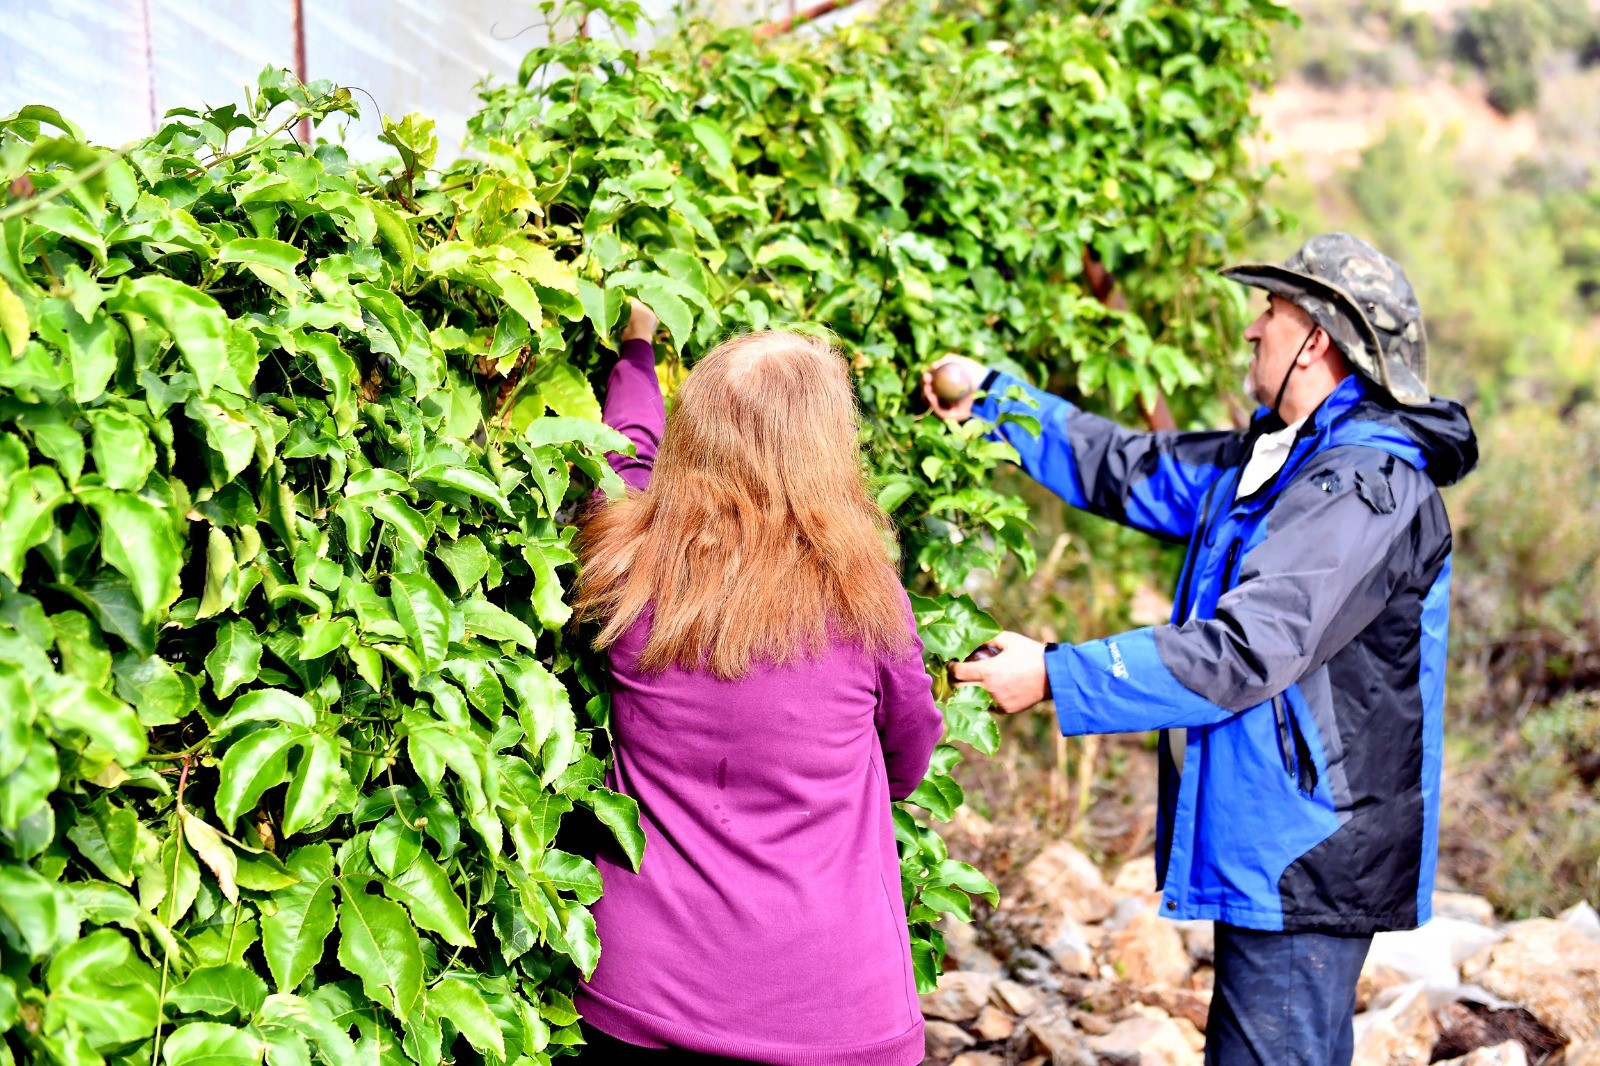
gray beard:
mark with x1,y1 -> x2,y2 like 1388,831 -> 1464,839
1242,362 -> 1263,408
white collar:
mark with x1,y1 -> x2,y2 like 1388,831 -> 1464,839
1237,416 -> 1308,499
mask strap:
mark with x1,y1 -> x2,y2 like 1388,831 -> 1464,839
1271,326 -> 1318,415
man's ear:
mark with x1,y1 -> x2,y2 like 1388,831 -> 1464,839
1302,326 -> 1332,367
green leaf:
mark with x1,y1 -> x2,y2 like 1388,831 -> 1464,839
262,845 -> 337,994
282,733 -> 341,837
197,525 -> 238,620
112,276 -> 230,395
934,859 -> 1000,906
484,262 -> 544,330
32,200 -> 106,262
559,903 -> 601,979
70,573 -> 156,656
66,797 -> 138,885
297,616 -> 352,660
87,408 -> 155,491
414,462 -> 512,515
344,468 -> 411,497
514,239 -> 581,295
539,849 -> 602,904
67,305 -> 121,403
688,118 -> 734,173
45,929 -> 160,1049
256,993 -> 359,1066
496,658 -> 566,751
0,861 -> 77,960
337,878 -> 424,1019
0,734 -> 59,836
911,593 -> 1002,661
381,849 -> 474,947
81,487 -> 182,621
217,237 -> 304,274
390,571 -> 450,673
168,964 -> 268,1018
234,850 -> 300,892
204,620 -> 264,700
434,534 -> 489,594
429,979 -> 505,1061
755,238 -> 832,273
368,817 -> 422,877
188,399 -> 259,482
462,597 -> 539,651
297,331 -> 355,414
214,727 -> 299,832
44,679 -> 145,763
139,826 -> 201,927
580,788 -> 645,873
523,541 -> 572,629
906,771 -> 963,821
521,416 -> 633,454
110,654 -> 191,727
535,362 -> 602,422
161,1020 -> 261,1065
367,495 -> 431,551
911,934 -> 940,994
918,883 -> 973,921
213,687 -> 315,733
622,277 -> 691,347
940,684 -> 1000,756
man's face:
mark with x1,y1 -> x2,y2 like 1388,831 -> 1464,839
1242,294 -> 1316,408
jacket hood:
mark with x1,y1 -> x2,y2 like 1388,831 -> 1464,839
1341,393 -> 1479,488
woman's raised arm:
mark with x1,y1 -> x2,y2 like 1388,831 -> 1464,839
602,300 -> 666,492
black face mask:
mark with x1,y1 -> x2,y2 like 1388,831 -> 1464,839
1269,326 -> 1318,416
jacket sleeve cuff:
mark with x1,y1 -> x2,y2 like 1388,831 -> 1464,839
1045,628 -> 1234,735
970,369 -> 1020,426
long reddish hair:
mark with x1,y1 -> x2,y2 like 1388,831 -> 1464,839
573,330 -> 909,679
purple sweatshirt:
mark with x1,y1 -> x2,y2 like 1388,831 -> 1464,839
576,339 -> 943,1065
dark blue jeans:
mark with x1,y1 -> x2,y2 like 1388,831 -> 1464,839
1205,923 -> 1373,1066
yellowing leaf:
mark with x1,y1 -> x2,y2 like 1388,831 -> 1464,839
0,276 -> 30,357
181,810 -> 239,903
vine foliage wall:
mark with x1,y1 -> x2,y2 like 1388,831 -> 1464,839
0,1 -> 1285,1062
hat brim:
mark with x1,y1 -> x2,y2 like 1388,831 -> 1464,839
1221,263 -> 1429,406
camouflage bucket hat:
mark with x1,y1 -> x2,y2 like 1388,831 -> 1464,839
1221,232 -> 1430,405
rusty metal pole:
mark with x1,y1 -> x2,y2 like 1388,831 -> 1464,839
290,0 -> 311,144
139,0 -> 158,132
755,0 -> 862,39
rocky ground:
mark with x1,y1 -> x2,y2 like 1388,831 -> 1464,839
920,811 -> 1600,1066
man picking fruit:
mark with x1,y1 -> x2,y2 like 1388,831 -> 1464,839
926,234 -> 1478,1066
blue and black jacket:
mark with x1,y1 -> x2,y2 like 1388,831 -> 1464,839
973,372 -> 1477,935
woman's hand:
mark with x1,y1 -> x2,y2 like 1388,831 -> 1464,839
621,299 -> 658,343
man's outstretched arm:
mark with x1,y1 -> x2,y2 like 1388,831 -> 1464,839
925,357 -> 1238,544
954,451 -> 1443,733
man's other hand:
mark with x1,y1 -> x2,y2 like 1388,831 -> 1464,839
921,354 -> 987,422
620,299 -> 657,343
949,630 -> 1050,714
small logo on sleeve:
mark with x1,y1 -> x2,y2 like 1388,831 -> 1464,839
1108,642 -> 1130,680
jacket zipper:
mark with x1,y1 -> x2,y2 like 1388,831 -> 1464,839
1273,693 -> 1320,797
1220,538 -> 1243,590
1272,695 -> 1296,779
